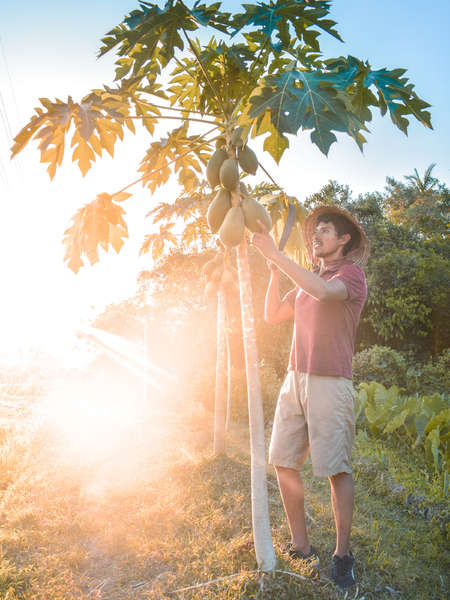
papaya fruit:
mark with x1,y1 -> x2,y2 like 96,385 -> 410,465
219,159 -> 239,191
206,148 -> 228,188
238,145 -> 258,175
239,181 -> 250,197
241,196 -> 272,232
231,126 -> 244,148
218,206 -> 245,247
207,189 -> 231,234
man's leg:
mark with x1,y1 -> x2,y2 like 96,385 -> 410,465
329,472 -> 354,556
275,465 -> 311,554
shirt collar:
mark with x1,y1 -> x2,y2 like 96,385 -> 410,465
315,257 -> 348,276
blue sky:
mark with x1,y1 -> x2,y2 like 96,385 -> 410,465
0,0 -> 448,360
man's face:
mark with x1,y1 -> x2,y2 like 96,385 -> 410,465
312,220 -> 349,260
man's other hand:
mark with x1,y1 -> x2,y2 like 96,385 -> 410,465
251,220 -> 279,262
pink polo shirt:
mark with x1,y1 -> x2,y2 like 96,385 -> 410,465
286,261 -> 367,380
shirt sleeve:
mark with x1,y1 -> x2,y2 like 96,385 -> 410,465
334,264 -> 367,302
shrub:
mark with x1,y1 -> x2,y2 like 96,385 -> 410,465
352,345 -> 408,389
406,349 -> 450,396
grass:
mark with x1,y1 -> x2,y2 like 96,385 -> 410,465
0,368 -> 448,600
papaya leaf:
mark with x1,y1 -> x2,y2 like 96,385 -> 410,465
181,217 -> 211,247
99,0 -> 227,74
11,97 -> 74,179
11,91 -> 136,177
138,124 -> 212,194
264,128 -> 290,163
140,223 -> 178,260
63,193 -> 128,273
363,67 -> 432,132
248,67 -> 364,159
147,202 -> 179,223
231,0 -> 342,52
112,191 -> 133,202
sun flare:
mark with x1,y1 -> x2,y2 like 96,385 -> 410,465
34,330 -> 180,495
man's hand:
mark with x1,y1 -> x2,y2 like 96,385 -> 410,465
251,220 -> 280,262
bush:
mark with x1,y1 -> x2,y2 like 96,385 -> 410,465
352,345 -> 408,389
406,349 -> 450,396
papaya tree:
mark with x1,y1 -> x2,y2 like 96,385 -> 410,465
141,182 -> 237,456
11,0 -> 432,571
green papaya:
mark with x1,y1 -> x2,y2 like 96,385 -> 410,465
238,145 -> 258,175
239,181 -> 250,197
218,206 -> 245,247
230,126 -> 244,148
206,148 -> 228,188
241,196 -> 272,232
219,159 -> 239,191
207,189 -> 232,233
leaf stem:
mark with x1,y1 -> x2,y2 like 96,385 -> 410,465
129,114 -> 219,125
257,160 -> 283,191
181,28 -> 228,119
144,102 -> 212,117
248,38 -> 270,81
115,125 -> 220,195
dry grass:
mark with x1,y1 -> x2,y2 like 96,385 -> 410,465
0,366 -> 448,599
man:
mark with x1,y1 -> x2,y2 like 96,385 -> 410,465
251,205 -> 370,590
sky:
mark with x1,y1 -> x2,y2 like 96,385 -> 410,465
0,0 -> 448,363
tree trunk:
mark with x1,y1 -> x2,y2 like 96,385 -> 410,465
213,288 -> 227,455
225,306 -> 232,432
236,237 -> 277,571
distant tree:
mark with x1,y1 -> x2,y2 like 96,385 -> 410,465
404,163 -> 438,194
383,165 -> 449,239
304,179 -> 352,210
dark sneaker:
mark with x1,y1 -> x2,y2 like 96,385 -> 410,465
282,543 -> 320,570
331,551 -> 355,589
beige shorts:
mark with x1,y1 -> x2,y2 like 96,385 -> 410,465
269,371 -> 355,477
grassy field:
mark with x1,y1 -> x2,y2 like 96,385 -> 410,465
0,366 -> 448,600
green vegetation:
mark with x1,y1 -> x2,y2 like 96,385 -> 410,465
355,382 -> 449,489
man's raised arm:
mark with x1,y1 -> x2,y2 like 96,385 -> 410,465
252,222 -> 348,302
265,262 -> 295,323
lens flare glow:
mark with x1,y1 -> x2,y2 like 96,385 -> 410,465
34,329 -> 179,495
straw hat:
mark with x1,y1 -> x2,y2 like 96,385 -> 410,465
303,205 -> 371,268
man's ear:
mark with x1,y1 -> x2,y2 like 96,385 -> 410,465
339,233 -> 351,248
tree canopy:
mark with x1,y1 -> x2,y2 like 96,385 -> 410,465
11,0 -> 432,273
